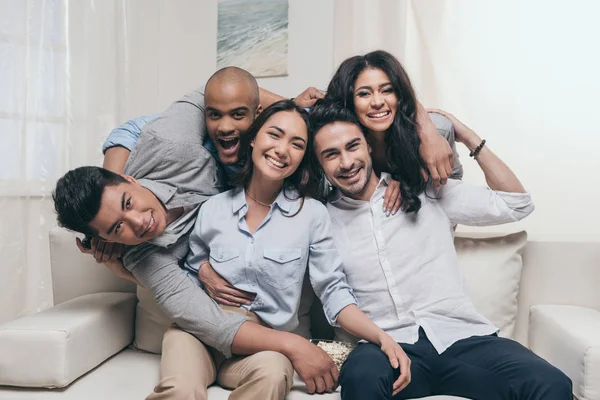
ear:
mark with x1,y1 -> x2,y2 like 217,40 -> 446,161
250,138 -> 255,148
255,104 -> 263,116
122,175 -> 138,184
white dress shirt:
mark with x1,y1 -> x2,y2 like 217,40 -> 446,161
326,173 -> 534,353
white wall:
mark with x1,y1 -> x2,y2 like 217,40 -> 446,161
119,0 -> 335,118
402,0 -> 600,242
334,0 -> 600,242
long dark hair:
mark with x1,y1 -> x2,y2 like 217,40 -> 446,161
231,100 -> 323,209
325,50 -> 427,212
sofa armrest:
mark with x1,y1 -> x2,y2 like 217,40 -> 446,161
529,305 -> 600,400
0,292 -> 136,388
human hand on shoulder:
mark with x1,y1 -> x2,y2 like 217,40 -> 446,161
417,103 -> 454,187
427,109 -> 482,151
293,86 -> 325,108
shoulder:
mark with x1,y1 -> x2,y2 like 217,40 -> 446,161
428,112 -> 453,135
202,189 -> 236,209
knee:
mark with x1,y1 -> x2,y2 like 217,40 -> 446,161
530,364 -> 572,398
153,376 -> 206,400
340,351 -> 394,390
245,351 -> 294,392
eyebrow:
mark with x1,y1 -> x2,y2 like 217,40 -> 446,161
355,82 -> 393,92
206,106 -> 250,113
269,125 -> 307,144
106,192 -> 126,235
320,137 -> 361,156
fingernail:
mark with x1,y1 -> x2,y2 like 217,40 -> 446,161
386,211 -> 390,217
382,207 -> 387,213
392,210 -> 397,216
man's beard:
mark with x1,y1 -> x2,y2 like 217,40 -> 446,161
337,161 -> 374,199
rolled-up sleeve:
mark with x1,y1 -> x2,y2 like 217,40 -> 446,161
102,115 -> 159,154
437,179 -> 535,226
308,203 -> 358,326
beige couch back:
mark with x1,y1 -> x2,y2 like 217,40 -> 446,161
48,228 -> 600,347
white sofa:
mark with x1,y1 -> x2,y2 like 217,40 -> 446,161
1,228 -> 599,400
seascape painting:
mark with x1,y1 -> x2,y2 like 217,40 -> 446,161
217,0 -> 289,77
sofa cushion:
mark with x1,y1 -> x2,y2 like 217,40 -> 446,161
0,292 -> 136,388
529,305 -> 600,400
454,231 -> 527,338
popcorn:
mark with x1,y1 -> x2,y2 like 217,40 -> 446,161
313,340 -> 355,370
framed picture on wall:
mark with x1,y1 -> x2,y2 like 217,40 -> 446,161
217,0 -> 289,78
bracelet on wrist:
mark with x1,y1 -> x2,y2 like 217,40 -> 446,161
469,139 -> 486,158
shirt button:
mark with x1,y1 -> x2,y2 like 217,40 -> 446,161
279,255 -> 284,261
218,253 -> 223,258
251,282 -> 256,286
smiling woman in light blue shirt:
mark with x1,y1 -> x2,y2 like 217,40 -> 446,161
184,99 -> 412,390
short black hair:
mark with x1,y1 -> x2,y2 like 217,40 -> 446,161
309,100 -> 368,140
52,166 -> 128,236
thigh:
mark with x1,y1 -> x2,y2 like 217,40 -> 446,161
160,325 -> 217,384
217,351 -> 294,391
146,325 -> 217,400
340,342 -> 434,400
438,334 -> 569,400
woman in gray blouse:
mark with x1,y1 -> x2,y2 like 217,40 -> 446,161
183,100 -> 414,398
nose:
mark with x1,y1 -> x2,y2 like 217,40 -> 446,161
126,212 -> 146,236
370,92 -> 384,108
339,151 -> 354,170
218,117 -> 235,135
274,141 -> 288,159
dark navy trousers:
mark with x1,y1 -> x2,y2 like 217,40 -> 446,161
339,329 -> 572,400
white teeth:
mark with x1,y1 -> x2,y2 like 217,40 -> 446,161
144,215 -> 154,235
369,111 -> 389,118
340,170 -> 359,179
266,155 -> 285,168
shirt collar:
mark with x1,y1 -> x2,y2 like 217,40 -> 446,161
231,186 -> 296,214
329,172 -> 391,205
138,178 -> 176,208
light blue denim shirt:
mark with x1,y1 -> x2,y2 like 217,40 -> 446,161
102,114 -> 159,154
184,186 -> 358,332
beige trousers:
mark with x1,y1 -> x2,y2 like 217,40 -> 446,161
146,306 -> 294,400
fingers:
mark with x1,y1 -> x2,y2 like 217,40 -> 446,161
92,237 -> 106,263
311,88 -> 325,100
426,108 -> 451,119
323,371 -> 335,392
389,185 -> 401,215
304,378 -> 316,395
383,185 -> 392,215
213,296 -> 242,307
427,163 -> 441,188
330,367 -> 339,391
392,351 -> 412,395
222,286 -> 256,303
75,238 -> 93,255
314,376 -> 327,393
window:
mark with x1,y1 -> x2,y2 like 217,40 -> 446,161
0,0 -> 67,195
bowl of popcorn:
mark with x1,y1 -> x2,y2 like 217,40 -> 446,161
310,339 -> 355,369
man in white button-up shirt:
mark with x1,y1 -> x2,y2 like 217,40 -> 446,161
309,103 -> 572,400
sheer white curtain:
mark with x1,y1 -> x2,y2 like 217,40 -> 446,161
0,0 -> 220,323
0,0 -> 126,323
334,0 -> 600,241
